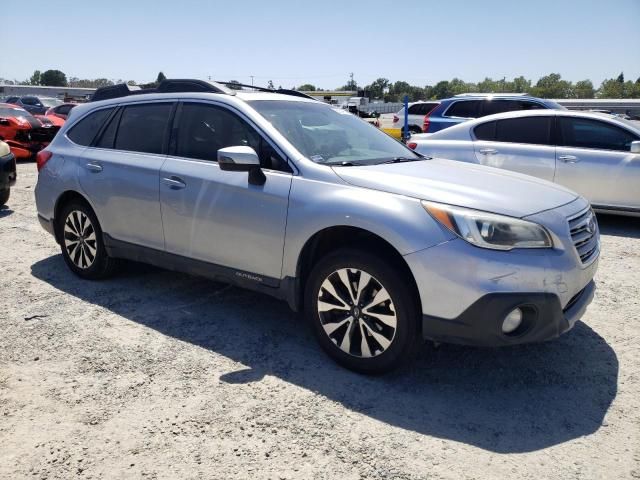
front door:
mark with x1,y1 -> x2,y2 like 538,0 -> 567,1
159,101 -> 293,281
554,116 -> 640,209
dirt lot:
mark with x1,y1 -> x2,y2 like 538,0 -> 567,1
1,161 -> 639,480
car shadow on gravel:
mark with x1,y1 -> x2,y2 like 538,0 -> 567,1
31,255 -> 618,454
0,206 -> 14,218
596,213 -> 640,239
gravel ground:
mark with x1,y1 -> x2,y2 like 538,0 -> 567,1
1,162 -> 639,480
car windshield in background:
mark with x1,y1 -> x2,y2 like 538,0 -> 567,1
0,107 -> 34,119
250,100 -> 421,166
40,98 -> 63,107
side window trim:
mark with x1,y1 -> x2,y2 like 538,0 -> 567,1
90,107 -> 121,148
169,100 -> 295,175
109,101 -> 176,156
557,116 -> 639,152
65,106 -> 116,147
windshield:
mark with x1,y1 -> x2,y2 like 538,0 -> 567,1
40,98 -> 64,107
0,106 -> 35,119
250,100 -> 421,165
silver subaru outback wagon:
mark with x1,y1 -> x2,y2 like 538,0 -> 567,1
35,80 -> 599,373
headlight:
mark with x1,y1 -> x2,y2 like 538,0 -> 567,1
422,201 -> 553,250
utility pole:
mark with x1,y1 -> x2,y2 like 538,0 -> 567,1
250,75 -> 254,87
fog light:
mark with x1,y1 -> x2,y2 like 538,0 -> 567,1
502,308 -> 523,334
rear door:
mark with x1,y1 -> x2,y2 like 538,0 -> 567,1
77,102 -> 174,250
555,116 -> 640,208
472,115 -> 556,181
159,101 -> 292,281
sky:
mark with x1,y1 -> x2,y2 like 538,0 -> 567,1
1,0 -> 639,89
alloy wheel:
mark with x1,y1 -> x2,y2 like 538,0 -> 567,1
63,210 -> 97,269
317,268 -> 397,358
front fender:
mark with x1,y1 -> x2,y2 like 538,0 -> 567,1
281,175 -> 455,278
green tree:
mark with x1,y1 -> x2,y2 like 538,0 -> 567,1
616,72 -> 624,83
29,70 -> 42,86
531,73 -> 572,98
267,80 -> 275,89
512,76 -> 531,93
364,78 -> 390,99
431,80 -> 452,99
297,83 -> 317,91
598,77 -> 625,98
156,71 -> 167,83
574,80 -> 595,98
40,69 -> 67,87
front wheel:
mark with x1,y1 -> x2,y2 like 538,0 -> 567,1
304,249 -> 422,374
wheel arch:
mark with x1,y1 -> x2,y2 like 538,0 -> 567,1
53,190 -> 95,244
291,225 -> 422,316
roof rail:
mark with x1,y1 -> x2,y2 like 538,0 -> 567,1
215,81 -> 317,100
90,79 -> 235,102
453,92 -> 530,97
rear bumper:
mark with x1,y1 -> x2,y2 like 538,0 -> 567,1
422,280 -> 595,346
0,152 -> 17,189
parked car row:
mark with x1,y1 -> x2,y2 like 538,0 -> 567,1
408,109 -> 640,215
34,79 -> 600,373
393,93 -> 566,136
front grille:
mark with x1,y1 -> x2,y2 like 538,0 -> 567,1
30,126 -> 60,143
568,208 -> 599,264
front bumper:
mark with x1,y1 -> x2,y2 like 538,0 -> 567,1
404,197 -> 598,346
421,280 -> 595,346
0,152 -> 17,189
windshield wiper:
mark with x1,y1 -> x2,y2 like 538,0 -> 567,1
378,156 -> 425,165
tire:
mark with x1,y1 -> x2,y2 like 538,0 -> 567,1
304,248 -> 422,374
57,200 -> 117,280
0,188 -> 9,206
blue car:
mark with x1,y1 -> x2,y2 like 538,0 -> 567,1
421,93 -> 565,133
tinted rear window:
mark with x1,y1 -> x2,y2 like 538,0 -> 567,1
473,121 -> 496,140
114,103 -> 173,154
408,103 -> 439,115
446,100 -> 481,118
495,117 -> 552,145
67,108 -> 114,146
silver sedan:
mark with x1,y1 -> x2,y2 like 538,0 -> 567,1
410,110 -> 640,215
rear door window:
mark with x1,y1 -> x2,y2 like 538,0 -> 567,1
494,117 -> 552,145
481,100 -> 520,116
445,100 -> 481,118
114,103 -> 174,154
558,117 -> 638,151
473,121 -> 496,141
67,108 -> 115,146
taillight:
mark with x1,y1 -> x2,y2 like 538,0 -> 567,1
393,115 -> 399,124
36,150 -> 52,172
408,142 -> 418,150
422,115 -> 430,133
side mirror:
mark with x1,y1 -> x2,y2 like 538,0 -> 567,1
631,141 -> 640,154
217,146 -> 265,185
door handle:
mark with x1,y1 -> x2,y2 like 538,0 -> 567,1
85,162 -> 103,173
479,148 -> 498,155
162,176 -> 187,190
558,155 -> 579,163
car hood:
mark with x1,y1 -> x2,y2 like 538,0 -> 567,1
332,158 -> 578,218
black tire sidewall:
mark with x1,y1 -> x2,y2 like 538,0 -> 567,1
0,188 -> 9,206
304,248 -> 420,374
58,201 -> 113,280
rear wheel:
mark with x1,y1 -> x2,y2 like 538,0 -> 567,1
304,248 -> 421,374
0,188 -> 9,206
58,201 -> 117,279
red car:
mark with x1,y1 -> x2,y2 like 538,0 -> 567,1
0,103 -> 61,160
45,103 -> 77,120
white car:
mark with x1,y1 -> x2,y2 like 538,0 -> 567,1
393,101 -> 440,136
409,110 -> 640,215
